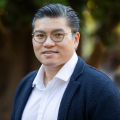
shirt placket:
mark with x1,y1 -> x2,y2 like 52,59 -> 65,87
37,84 -> 50,120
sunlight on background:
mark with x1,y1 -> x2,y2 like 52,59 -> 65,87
87,0 -> 98,9
115,22 -> 120,35
80,0 -> 100,60
81,10 -> 98,60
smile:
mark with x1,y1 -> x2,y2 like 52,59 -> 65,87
42,51 -> 58,56
42,50 -> 58,54
44,52 -> 56,54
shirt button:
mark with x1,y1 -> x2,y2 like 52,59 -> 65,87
39,110 -> 42,114
44,91 -> 48,95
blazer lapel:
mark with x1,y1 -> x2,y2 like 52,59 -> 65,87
58,56 -> 85,120
15,77 -> 34,120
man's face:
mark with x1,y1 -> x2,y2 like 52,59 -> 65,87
32,17 -> 80,69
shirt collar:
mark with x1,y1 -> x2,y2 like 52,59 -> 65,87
32,64 -> 45,89
55,51 -> 78,81
32,51 -> 78,88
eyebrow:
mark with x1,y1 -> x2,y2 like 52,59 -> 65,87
34,28 -> 65,33
33,30 -> 45,33
53,28 -> 64,31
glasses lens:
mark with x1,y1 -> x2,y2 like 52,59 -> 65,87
51,30 -> 64,42
34,31 -> 46,43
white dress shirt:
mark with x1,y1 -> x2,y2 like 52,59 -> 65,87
21,51 -> 78,120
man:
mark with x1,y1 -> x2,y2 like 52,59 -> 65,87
11,3 -> 120,120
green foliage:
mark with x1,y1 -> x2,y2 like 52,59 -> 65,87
0,0 -> 120,46
31,0 -> 43,7
0,0 -> 8,8
50,0 -> 68,5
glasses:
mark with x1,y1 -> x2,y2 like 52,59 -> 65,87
32,29 -> 70,43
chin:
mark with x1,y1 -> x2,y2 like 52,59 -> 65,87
43,62 -> 65,68
42,61 -> 56,66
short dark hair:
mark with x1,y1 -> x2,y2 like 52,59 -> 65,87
32,3 -> 80,33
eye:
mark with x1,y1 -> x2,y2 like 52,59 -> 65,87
55,33 -> 63,37
52,30 -> 64,38
37,34 -> 44,37
35,32 -> 45,38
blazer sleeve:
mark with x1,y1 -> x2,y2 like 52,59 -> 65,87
92,81 -> 120,120
10,70 -> 38,120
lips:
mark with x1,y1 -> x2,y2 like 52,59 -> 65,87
42,50 -> 58,55
43,52 -> 56,54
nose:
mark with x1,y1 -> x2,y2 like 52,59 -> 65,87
43,35 -> 55,48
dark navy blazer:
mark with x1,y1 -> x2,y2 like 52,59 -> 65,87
11,56 -> 120,120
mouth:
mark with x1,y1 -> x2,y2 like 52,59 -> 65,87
42,50 -> 58,56
43,52 -> 57,54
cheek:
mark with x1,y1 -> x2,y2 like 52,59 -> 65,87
32,40 -> 42,53
59,41 -> 74,55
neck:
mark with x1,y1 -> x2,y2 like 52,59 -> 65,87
43,64 -> 64,87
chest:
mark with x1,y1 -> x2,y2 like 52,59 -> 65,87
21,79 -> 69,120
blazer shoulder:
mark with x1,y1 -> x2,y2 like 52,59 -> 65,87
76,56 -> 111,84
84,64 -> 112,83
18,70 -> 38,87
14,70 -> 38,98
75,57 -> 118,91
11,70 -> 38,120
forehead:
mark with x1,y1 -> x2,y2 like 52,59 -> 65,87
33,17 -> 71,32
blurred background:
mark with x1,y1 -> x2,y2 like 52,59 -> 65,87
0,0 -> 120,119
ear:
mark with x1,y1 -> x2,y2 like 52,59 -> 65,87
74,32 -> 80,50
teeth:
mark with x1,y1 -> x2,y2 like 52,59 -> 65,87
45,52 -> 54,54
